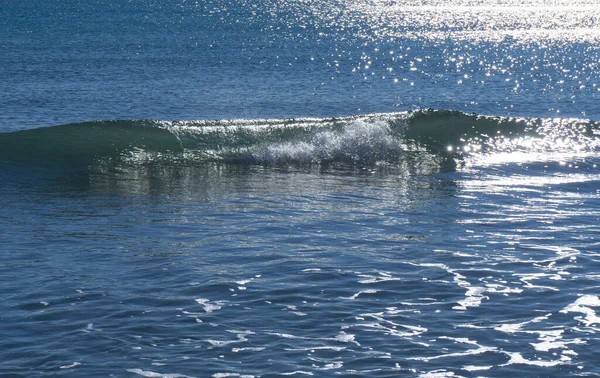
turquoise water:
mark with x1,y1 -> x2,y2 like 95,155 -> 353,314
2,1 -> 600,377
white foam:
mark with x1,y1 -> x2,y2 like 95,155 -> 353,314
334,331 -> 357,344
418,370 -> 463,378
438,336 -> 479,345
235,277 -> 256,286
79,323 -> 95,333
251,119 -> 405,165
127,369 -> 191,378
527,329 -> 568,352
408,339 -> 496,362
357,311 -> 428,336
232,347 -> 266,352
268,332 -> 304,339
495,323 -> 524,333
453,286 -> 488,310
195,298 -> 225,313
484,283 -> 523,294
59,362 -> 81,369
420,265 -> 492,311
357,272 -> 401,284
284,346 -> 347,352
345,289 -> 378,300
561,295 -> 600,326
206,330 -> 254,347
531,340 -> 567,352
514,273 -> 561,291
501,352 -> 567,367
279,372 -> 314,376
353,321 -> 427,338
462,365 -> 492,371
305,354 -> 344,368
493,313 -> 552,334
566,294 -> 600,307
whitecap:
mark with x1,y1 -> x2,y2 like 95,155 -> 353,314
357,272 -> 401,284
408,342 -> 497,362
279,372 -> 314,376
560,295 -> 600,325
484,283 -> 523,294
127,368 -> 192,378
453,286 -> 488,310
462,365 -> 492,371
493,313 -> 552,333
320,362 -> 343,370
531,340 -> 567,352
353,321 -> 426,338
418,370 -> 463,378
438,336 -> 479,345
501,352 -> 567,367
514,273 -> 561,291
59,362 -> 81,369
206,339 -> 238,347
235,277 -> 256,286
195,298 -> 225,313
267,332 -> 305,339
334,331 -> 356,343
232,347 -> 266,352
284,346 -> 347,352
344,289 -> 378,300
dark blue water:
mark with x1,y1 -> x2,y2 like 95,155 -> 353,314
2,1 -> 600,377
3,0 -> 600,131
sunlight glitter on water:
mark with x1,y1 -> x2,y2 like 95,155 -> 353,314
340,0 -> 600,42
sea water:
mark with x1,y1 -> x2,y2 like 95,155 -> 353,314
1,1 -> 600,377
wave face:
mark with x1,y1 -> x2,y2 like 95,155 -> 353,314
1,110 -> 599,171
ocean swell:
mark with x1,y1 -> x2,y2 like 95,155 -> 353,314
1,110 -> 598,170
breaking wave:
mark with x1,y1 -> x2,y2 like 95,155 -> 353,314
1,110 -> 598,171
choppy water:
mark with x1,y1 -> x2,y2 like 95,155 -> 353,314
1,1 -> 600,377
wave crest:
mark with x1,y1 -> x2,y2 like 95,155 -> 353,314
1,110 -> 598,171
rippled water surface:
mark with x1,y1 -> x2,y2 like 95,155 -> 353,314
2,158 -> 600,377
3,0 -> 600,130
2,0 -> 600,377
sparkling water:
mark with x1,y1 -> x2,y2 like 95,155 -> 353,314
1,1 -> 600,377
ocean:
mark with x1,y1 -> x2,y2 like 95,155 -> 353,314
1,1 -> 600,377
